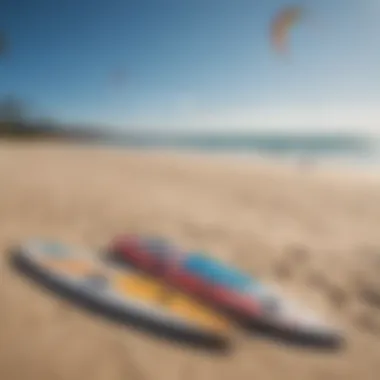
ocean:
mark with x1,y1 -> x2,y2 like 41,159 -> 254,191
101,132 -> 379,167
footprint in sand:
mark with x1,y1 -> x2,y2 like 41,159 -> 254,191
273,245 -> 311,282
273,260 -> 294,281
358,285 -> 380,310
354,311 -> 380,337
325,283 -> 350,311
349,266 -> 380,311
285,244 -> 310,266
305,269 -> 328,291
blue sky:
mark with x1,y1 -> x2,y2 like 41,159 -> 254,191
0,0 -> 379,133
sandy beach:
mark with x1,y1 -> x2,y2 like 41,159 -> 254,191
1,141 -> 380,380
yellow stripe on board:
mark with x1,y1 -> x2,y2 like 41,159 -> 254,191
113,273 -> 228,331
37,255 -> 228,332
113,273 -> 166,301
166,296 -> 227,331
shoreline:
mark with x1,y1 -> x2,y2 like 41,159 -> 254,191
2,138 -> 379,181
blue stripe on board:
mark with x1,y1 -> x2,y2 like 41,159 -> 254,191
182,254 -> 256,292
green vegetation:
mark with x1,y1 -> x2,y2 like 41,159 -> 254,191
0,95 -> 103,141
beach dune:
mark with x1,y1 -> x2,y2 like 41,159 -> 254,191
1,142 -> 380,380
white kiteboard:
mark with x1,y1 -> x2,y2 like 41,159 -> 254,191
10,240 -> 230,349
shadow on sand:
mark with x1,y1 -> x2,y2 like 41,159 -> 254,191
234,317 -> 345,352
8,252 -> 231,355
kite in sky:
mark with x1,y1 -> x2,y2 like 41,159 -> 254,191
270,5 -> 304,55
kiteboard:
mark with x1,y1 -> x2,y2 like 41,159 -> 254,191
9,240 -> 230,349
107,235 -> 344,348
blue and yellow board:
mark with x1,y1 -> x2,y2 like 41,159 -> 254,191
10,241 -> 230,348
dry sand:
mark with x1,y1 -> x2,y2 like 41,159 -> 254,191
1,141 -> 380,380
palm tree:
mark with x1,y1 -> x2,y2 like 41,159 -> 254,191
0,95 -> 30,123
